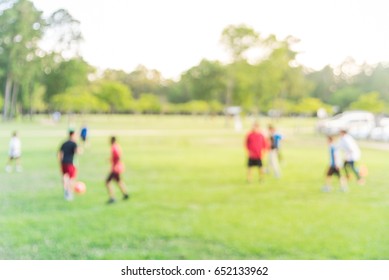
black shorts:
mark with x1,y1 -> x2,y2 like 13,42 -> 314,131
81,136 -> 87,142
9,155 -> 21,160
106,172 -> 120,183
327,166 -> 340,177
248,158 -> 262,167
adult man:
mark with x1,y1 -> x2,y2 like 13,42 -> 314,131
338,129 -> 363,184
245,122 -> 267,183
58,130 -> 78,201
106,136 -> 129,204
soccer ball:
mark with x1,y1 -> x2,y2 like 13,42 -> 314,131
359,165 -> 368,178
74,181 -> 86,194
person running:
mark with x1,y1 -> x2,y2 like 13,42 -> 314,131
338,129 -> 363,184
106,136 -> 129,204
245,122 -> 267,183
6,131 -> 22,173
58,130 -> 78,201
322,136 -> 348,192
267,124 -> 282,178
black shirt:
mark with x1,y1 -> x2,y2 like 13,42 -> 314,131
60,140 -> 77,164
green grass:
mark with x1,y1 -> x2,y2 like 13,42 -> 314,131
0,115 -> 388,259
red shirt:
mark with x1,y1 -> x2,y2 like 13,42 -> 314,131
246,131 -> 267,159
111,144 -> 121,170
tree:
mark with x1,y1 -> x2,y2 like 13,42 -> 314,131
127,65 -> 164,99
135,93 -> 161,114
306,65 -> 337,103
44,8 -> 83,58
179,59 -> 226,103
0,0 -> 45,120
91,80 -> 133,113
51,86 -> 108,113
44,58 -> 92,101
348,92 -> 386,113
353,63 -> 389,102
293,97 -> 332,116
330,86 -> 363,110
221,24 -> 260,62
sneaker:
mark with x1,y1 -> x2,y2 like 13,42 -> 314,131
107,198 -> 116,204
123,194 -> 129,200
64,190 -> 73,201
321,186 -> 331,192
5,166 -> 12,173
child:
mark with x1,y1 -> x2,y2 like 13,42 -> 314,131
6,131 -> 22,173
323,136 -> 347,192
105,136 -> 129,204
245,122 -> 267,183
80,124 -> 88,148
268,124 -> 282,178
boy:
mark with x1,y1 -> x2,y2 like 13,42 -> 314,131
338,129 -> 363,184
323,136 -> 347,192
58,130 -> 78,201
268,124 -> 282,178
80,124 -> 88,147
6,131 -> 22,173
106,136 -> 129,204
245,122 -> 267,183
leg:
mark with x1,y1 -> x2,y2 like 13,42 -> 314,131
106,173 -> 116,203
343,162 -> 351,180
117,178 -> 129,200
15,157 -> 22,172
349,161 -> 361,180
270,150 -> 281,178
63,174 -> 73,201
6,157 -> 13,172
323,175 -> 332,192
340,176 -> 348,192
258,166 -> 264,182
247,167 -> 253,183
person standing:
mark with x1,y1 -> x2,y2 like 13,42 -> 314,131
80,124 -> 88,148
267,124 -> 282,178
338,129 -> 363,184
58,130 -> 78,201
322,136 -> 348,192
106,136 -> 129,204
245,122 -> 267,183
6,131 -> 22,173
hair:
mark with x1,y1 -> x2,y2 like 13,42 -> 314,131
69,130 -> 75,137
111,136 -> 116,144
327,135 -> 334,141
12,131 -> 17,137
268,124 -> 275,130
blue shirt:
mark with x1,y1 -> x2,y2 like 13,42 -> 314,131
80,127 -> 88,138
270,133 -> 282,149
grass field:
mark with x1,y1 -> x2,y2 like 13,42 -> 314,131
0,115 -> 388,260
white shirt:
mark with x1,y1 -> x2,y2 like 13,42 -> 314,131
338,134 -> 361,162
9,137 -> 21,157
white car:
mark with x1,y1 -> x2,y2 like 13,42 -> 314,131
316,111 -> 376,139
370,126 -> 389,142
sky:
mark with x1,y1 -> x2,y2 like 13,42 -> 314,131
32,0 -> 389,79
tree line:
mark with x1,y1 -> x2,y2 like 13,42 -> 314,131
1,0 -> 389,120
